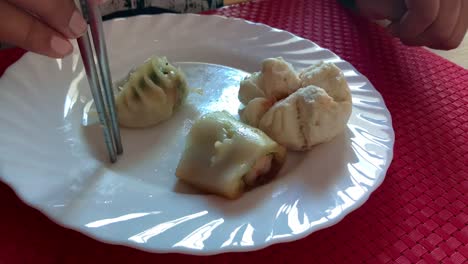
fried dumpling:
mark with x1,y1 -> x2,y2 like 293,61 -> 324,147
238,57 -> 301,104
115,56 -> 189,128
258,85 -> 352,151
175,111 -> 287,199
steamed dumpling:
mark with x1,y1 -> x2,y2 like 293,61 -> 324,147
258,85 -> 352,151
238,57 -> 301,104
115,56 -> 188,128
176,111 -> 287,199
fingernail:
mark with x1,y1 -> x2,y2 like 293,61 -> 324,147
69,10 -> 87,36
51,36 -> 73,56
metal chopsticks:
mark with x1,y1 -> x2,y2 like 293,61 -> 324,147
75,0 -> 123,163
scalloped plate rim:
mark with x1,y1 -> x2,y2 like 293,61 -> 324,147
0,13 -> 395,255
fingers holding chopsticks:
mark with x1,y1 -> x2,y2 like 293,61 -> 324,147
0,0 -> 106,58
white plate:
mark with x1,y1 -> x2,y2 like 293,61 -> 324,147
0,14 -> 394,255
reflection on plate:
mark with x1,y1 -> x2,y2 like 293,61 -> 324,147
0,14 -> 394,255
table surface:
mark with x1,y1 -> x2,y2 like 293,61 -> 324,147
0,0 -> 467,263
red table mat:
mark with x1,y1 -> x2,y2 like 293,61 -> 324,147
1,0 -> 467,263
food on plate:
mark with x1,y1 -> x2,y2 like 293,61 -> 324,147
239,59 -> 352,151
238,97 -> 274,127
238,57 -> 301,104
115,56 -> 189,128
258,85 -> 352,151
298,61 -> 352,103
175,111 -> 287,199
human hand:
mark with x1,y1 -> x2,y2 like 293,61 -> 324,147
356,0 -> 468,50
0,0 -> 104,58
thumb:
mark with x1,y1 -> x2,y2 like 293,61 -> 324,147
0,1 -> 73,58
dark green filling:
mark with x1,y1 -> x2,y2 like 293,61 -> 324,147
149,71 -> 160,86
160,65 -> 171,75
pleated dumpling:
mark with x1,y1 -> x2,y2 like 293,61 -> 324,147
115,56 -> 189,128
175,111 -> 287,199
258,85 -> 352,151
238,57 -> 301,104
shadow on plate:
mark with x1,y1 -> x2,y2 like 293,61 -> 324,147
286,128 -> 357,195
80,103 -> 199,170
170,131 -> 357,216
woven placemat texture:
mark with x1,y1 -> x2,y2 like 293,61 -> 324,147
0,0 -> 466,263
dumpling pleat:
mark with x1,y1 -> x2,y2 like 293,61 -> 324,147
114,56 -> 189,128
143,75 -> 168,104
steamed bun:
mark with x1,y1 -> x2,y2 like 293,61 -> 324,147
239,60 -> 352,151
238,57 -> 301,104
258,85 -> 352,151
239,97 -> 275,127
299,61 -> 351,102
